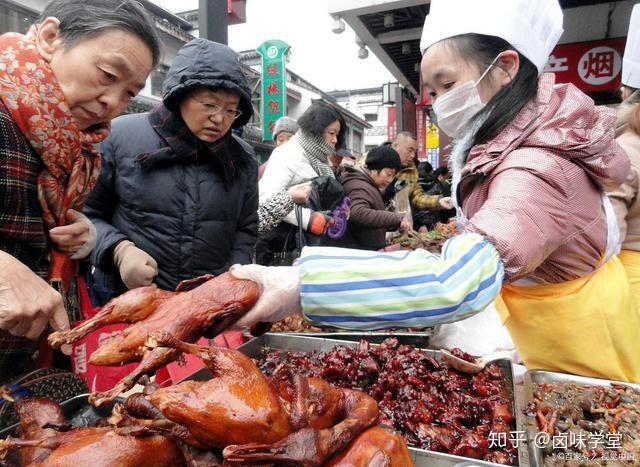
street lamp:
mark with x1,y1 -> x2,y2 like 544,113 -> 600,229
382,82 -> 400,105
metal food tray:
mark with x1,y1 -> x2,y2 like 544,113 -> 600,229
274,329 -> 436,347
523,370 -> 640,467
0,393 -> 123,439
187,333 -> 524,467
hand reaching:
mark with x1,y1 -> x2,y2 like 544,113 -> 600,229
229,264 -> 302,329
0,251 -> 70,344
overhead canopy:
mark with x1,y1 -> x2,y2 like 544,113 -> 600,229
329,0 -> 622,96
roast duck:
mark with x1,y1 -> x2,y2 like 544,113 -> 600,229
1,332 -> 413,466
47,272 -> 260,406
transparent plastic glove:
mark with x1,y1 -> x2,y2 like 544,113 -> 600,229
113,240 -> 158,289
229,264 -> 302,329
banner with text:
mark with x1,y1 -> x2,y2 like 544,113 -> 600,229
544,37 -> 626,93
257,40 -> 290,141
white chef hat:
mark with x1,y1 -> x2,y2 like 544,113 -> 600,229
420,0 -> 564,74
622,4 -> 640,89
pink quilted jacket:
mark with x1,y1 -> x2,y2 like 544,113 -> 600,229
462,74 -> 630,283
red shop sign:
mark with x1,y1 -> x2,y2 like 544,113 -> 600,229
544,38 -> 626,93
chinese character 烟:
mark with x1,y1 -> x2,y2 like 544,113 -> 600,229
583,51 -> 614,79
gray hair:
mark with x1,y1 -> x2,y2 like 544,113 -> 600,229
395,131 -> 417,143
37,0 -> 161,66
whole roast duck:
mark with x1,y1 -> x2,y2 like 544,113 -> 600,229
1,332 -> 414,466
0,398 -> 185,467
114,331 -> 413,466
47,272 -> 260,406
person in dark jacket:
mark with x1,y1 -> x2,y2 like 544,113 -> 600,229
339,146 -> 411,250
85,38 -> 258,303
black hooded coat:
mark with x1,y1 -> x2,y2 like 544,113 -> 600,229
85,39 -> 258,302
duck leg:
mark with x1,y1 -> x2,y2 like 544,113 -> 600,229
48,286 -> 172,348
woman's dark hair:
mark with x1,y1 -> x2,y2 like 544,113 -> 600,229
298,101 -> 346,149
38,0 -> 161,66
433,167 -> 449,178
418,161 -> 433,176
443,34 -> 539,146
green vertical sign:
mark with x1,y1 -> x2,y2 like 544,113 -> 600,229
257,40 -> 290,141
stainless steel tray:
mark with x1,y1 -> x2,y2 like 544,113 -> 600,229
273,330 -> 435,347
523,370 -> 640,467
199,333 -> 523,467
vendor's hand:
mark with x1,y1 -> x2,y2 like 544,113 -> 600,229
307,211 -> 335,235
229,264 -> 302,329
49,209 -> 97,260
400,213 -> 413,232
113,240 -> 158,289
439,197 -> 454,210
0,251 -> 70,342
288,182 -> 312,204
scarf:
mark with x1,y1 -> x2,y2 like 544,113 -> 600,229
294,131 -> 336,178
0,33 -> 108,294
138,104 -> 251,190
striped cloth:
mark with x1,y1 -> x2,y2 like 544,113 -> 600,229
298,233 -> 504,330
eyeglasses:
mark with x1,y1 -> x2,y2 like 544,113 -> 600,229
191,95 -> 243,120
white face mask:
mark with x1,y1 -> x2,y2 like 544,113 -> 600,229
432,56 -> 499,139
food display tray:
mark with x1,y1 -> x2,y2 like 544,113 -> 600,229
274,329 -> 436,347
0,393 -> 123,438
523,370 -> 640,467
188,333 -> 524,467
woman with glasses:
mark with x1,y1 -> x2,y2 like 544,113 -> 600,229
84,38 -> 258,304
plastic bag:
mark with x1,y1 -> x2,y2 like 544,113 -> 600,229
430,303 -> 521,362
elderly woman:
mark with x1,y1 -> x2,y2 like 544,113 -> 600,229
85,38 -> 258,303
0,0 -> 158,381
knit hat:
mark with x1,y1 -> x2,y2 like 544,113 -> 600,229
365,146 -> 402,171
272,116 -> 299,140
